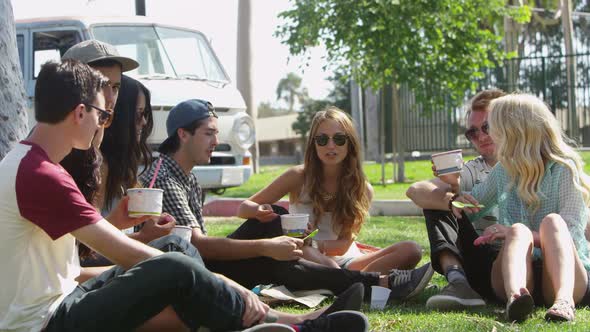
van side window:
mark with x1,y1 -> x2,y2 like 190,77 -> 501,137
17,34 -> 24,77
33,30 -> 81,78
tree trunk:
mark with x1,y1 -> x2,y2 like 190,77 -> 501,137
0,0 -> 28,160
350,78 -> 365,157
364,88 -> 380,162
237,0 -> 259,172
562,0 -> 578,141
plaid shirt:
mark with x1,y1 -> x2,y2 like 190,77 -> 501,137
140,154 -> 206,234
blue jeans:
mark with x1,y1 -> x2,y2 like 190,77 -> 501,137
45,236 -> 244,332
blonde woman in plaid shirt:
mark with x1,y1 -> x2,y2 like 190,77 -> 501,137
451,94 -> 590,322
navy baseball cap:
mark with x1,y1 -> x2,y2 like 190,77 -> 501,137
165,99 -> 218,137
159,99 -> 217,153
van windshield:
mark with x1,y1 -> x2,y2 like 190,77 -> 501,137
91,25 -> 228,83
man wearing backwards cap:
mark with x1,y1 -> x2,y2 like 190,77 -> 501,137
141,98 -> 438,304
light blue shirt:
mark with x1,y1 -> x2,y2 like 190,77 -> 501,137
470,160 -> 590,272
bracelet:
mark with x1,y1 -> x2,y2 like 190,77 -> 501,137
448,193 -> 460,211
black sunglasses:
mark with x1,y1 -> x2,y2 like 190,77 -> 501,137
314,133 -> 348,147
465,122 -> 489,141
86,104 -> 113,127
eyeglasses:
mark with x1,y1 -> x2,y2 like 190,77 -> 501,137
85,104 -> 113,128
464,122 -> 489,141
314,133 -> 348,146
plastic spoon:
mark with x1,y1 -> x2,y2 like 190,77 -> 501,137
452,201 -> 485,209
303,229 -> 319,241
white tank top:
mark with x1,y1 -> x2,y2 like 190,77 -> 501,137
290,188 -> 362,264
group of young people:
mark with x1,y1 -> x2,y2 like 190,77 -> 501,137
0,38 -> 430,332
1,37 -> 589,331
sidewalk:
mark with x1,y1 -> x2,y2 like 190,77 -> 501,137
203,198 -> 422,217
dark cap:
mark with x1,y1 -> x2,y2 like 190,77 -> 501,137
62,40 -> 139,72
166,99 -> 218,137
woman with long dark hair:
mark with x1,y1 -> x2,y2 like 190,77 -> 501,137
62,75 -> 174,254
98,75 -> 153,211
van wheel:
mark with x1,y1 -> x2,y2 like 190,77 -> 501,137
211,188 -> 226,196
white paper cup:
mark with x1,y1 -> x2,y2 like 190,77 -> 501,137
127,188 -> 163,218
370,286 -> 391,310
171,225 -> 192,243
280,214 -> 309,238
432,149 -> 463,176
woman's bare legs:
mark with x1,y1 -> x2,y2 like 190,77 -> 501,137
539,214 -> 588,320
347,241 -> 422,274
491,223 -> 535,302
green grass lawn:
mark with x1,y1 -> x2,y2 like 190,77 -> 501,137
206,216 -> 590,331
223,151 -> 590,200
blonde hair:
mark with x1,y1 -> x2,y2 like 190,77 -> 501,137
302,106 -> 370,238
488,93 -> 590,211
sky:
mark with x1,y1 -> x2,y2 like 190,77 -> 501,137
10,0 -> 333,108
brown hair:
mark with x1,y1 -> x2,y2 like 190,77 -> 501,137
302,106 -> 370,239
465,88 -> 506,122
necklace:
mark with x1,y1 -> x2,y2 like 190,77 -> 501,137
321,191 -> 336,201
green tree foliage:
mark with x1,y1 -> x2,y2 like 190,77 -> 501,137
276,72 -> 309,112
277,0 -> 531,111
292,99 -> 331,140
327,70 -> 351,113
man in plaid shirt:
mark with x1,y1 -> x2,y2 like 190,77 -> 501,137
142,99 -> 435,302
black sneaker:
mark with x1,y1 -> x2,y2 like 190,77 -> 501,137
241,323 -> 295,331
387,263 -> 434,301
295,311 -> 369,332
426,280 -> 486,310
323,283 -> 364,316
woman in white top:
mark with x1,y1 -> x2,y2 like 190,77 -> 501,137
238,107 -> 421,274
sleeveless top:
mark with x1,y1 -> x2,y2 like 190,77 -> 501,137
290,187 -> 363,265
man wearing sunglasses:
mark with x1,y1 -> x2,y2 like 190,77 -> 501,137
406,89 -> 505,311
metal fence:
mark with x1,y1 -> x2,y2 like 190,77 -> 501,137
398,53 -> 590,152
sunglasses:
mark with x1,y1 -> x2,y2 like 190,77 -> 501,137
314,133 -> 348,146
464,122 -> 489,141
86,104 -> 114,128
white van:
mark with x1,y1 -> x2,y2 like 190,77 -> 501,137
15,16 -> 254,193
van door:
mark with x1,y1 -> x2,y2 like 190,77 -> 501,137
26,27 -> 83,128
15,29 -> 30,108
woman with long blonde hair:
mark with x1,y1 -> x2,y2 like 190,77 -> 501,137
238,106 -> 423,274
452,93 -> 590,322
